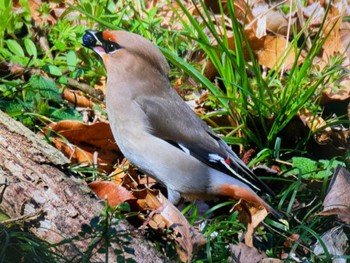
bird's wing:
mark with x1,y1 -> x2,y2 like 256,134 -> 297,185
136,92 -> 275,196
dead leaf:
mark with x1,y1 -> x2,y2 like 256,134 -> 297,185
283,234 -> 300,248
319,166 -> 350,223
63,89 -> 94,108
93,76 -> 107,94
138,176 -> 158,187
244,207 -> 268,247
254,35 -> 302,70
251,2 -> 289,37
251,2 -> 268,38
46,121 -> 118,150
109,161 -> 140,187
29,0 -> 56,27
313,226 -> 348,259
89,181 -> 135,207
44,121 -> 122,172
340,19 -> 350,60
302,2 -> 325,27
319,83 -> 350,105
299,108 -> 328,132
321,4 -> 345,66
131,189 -> 206,262
229,242 -> 267,263
299,106 -> 349,155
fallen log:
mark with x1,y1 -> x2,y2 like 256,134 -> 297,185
0,110 -> 164,262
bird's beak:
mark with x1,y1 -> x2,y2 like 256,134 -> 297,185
82,30 -> 106,57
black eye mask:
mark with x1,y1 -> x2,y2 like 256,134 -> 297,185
82,30 -> 122,54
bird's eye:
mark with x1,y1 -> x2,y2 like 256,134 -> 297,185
104,41 -> 120,54
82,32 -> 97,47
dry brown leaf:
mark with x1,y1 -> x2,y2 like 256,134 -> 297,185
89,181 -> 135,207
299,108 -> 328,132
47,121 -> 118,150
49,137 -> 119,171
283,234 -> 300,248
28,0 -> 80,27
251,2 -> 289,37
49,137 -> 88,163
158,1 -> 188,30
131,189 -> 205,262
195,0 -> 299,78
340,20 -> 350,60
302,2 -> 325,27
299,107 -> 348,155
254,35 -> 302,70
229,242 -> 267,263
251,2 -> 268,38
319,166 -> 350,223
321,4 -> 345,65
244,207 -> 268,247
63,89 -> 94,108
313,226 -> 348,259
202,0 -> 299,72
44,121 -> 122,172
29,0 -> 57,27
93,76 -> 107,94
109,161 -> 140,186
319,82 -> 350,105
128,188 -> 163,215
138,176 -> 158,187
153,192 -> 206,262
110,165 -> 128,184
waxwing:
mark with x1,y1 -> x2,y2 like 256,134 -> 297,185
83,30 -> 281,218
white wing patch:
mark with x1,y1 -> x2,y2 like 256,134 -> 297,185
181,148 -> 262,192
209,154 -> 261,192
178,143 -> 190,155
208,153 -> 222,162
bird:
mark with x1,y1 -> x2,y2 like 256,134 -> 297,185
82,29 -> 281,218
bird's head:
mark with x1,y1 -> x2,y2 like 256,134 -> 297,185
82,30 -> 170,76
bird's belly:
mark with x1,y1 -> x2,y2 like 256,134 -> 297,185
114,131 -> 211,195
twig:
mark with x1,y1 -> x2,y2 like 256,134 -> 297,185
1,209 -> 44,226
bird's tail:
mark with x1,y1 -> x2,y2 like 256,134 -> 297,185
214,183 -> 282,219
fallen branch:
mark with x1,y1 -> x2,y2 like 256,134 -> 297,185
0,110 -> 164,262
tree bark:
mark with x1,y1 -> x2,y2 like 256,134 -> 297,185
0,110 -> 164,262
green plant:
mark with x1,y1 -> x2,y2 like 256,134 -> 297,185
0,224 -> 64,262
167,0 -> 345,156
0,0 -> 31,48
76,203 -> 136,263
199,203 -> 245,262
0,75 -> 81,128
0,1 -> 93,128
